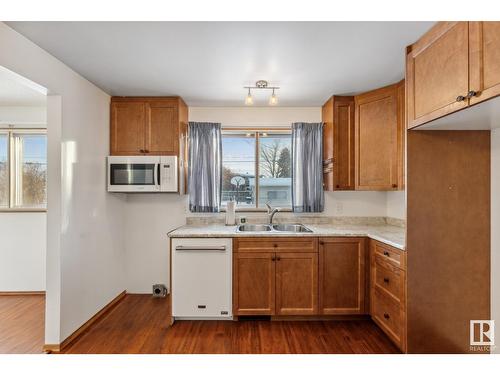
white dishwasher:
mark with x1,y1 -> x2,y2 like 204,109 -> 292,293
171,238 -> 232,319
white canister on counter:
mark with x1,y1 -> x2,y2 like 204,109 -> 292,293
225,199 -> 236,226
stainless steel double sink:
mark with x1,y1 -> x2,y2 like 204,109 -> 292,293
236,223 -> 313,233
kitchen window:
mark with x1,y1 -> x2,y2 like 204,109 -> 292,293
0,129 -> 47,211
221,129 -> 292,210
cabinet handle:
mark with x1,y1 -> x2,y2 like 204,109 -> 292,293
383,277 -> 390,283
383,251 -> 390,257
276,256 -> 281,261
456,95 -> 466,102
271,255 -> 276,261
392,184 -> 397,188
139,149 -> 145,153
144,149 -> 150,153
466,90 -> 478,98
273,244 -> 278,248
384,313 -> 390,320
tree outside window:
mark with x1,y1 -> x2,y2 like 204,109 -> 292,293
221,130 -> 291,210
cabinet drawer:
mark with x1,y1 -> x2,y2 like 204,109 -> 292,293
373,241 -> 405,269
374,257 -> 403,303
234,238 -> 317,253
372,287 -> 402,343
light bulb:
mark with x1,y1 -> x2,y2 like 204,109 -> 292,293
245,88 -> 253,105
269,89 -> 278,105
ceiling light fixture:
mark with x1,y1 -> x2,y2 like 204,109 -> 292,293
244,80 -> 280,106
244,87 -> 253,105
269,88 -> 278,106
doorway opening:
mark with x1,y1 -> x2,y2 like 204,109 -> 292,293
0,65 -> 48,353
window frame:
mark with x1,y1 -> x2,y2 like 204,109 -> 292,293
221,127 -> 292,212
0,128 -> 47,212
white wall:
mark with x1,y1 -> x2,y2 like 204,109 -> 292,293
492,129 -> 499,354
386,191 -> 406,220
124,107 -> 395,293
0,213 -> 46,291
0,22 -> 127,344
0,105 -> 46,126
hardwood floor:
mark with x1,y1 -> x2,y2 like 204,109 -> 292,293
63,294 -> 400,354
0,295 -> 45,354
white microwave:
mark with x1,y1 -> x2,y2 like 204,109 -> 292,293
107,156 -> 178,193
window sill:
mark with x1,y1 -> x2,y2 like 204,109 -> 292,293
0,208 -> 47,213
219,208 -> 293,213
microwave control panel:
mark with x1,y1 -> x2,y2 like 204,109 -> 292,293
160,156 -> 178,192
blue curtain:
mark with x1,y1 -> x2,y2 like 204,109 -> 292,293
291,122 -> 324,212
188,122 -> 222,212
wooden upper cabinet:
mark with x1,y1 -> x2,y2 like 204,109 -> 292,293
319,238 -> 366,315
110,101 -> 146,155
407,22 -> 469,128
275,252 -> 318,315
146,102 -> 178,155
110,97 -> 187,156
469,22 -> 500,105
355,83 -> 402,190
407,21 -> 500,128
321,96 -> 355,191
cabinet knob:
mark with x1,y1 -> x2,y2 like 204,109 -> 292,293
392,184 -> 397,188
466,90 -> 478,98
383,251 -> 390,257
271,256 -> 276,261
336,184 -> 340,188
383,313 -> 390,320
144,149 -> 150,153
276,256 -> 281,261
139,149 -> 145,153
273,244 -> 278,248
319,241 -> 324,245
456,95 -> 466,102
383,277 -> 390,283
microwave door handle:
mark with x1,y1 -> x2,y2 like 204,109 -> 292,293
157,163 -> 161,187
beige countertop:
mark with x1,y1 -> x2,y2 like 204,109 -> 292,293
168,223 -> 405,250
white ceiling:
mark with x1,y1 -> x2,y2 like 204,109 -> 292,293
0,67 -> 46,106
7,22 -> 434,106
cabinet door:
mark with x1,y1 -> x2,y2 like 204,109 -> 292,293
319,238 -> 366,314
355,84 -> 399,190
233,252 -> 275,315
146,102 -> 178,155
110,102 -> 145,155
322,97 -> 334,191
322,96 -> 355,191
333,97 -> 355,190
275,252 -> 318,315
469,22 -> 500,105
406,22 -> 470,128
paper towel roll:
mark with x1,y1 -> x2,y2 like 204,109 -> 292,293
225,200 -> 236,226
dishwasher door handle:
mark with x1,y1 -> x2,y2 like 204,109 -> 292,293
175,245 -> 226,251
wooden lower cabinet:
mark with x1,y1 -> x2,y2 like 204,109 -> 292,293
233,252 -> 275,316
370,239 -> 407,352
276,252 -> 318,315
233,238 -> 318,316
233,236 -> 407,352
318,237 -> 366,314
